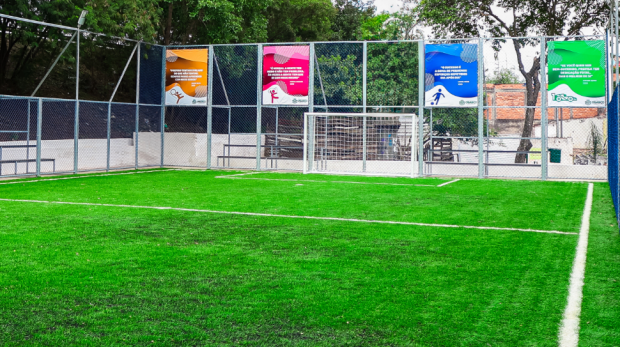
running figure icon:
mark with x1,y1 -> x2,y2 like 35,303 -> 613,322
431,89 -> 445,106
269,89 -> 279,103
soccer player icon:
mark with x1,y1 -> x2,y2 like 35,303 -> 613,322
431,89 -> 445,106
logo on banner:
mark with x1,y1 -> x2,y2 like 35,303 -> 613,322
170,90 -> 184,104
551,93 -> 577,103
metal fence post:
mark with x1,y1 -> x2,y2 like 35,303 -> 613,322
74,29 -> 80,174
418,40 -> 425,177
207,45 -> 214,169
161,46 -> 166,168
612,1 -> 620,204
309,44 -> 315,114
106,102 -> 111,171
36,98 -> 42,176
135,43 -> 141,169
477,38 -> 484,178
308,43 -> 315,172
256,44 -> 263,171
541,38 -> 548,180
303,113 -> 308,174
363,42 -> 368,173
308,115 -> 314,172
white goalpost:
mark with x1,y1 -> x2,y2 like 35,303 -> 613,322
303,112 -> 420,177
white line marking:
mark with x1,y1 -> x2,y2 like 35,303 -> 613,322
0,169 -> 172,185
437,179 -> 461,187
0,198 -> 578,235
215,176 -> 436,187
216,171 -> 263,178
558,183 -> 594,347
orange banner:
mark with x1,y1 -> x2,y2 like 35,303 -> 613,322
165,49 -> 208,106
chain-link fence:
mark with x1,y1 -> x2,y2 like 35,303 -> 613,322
0,14 -> 612,181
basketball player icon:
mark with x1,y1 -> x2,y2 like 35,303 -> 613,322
270,89 -> 279,103
432,89 -> 445,105
170,89 -> 184,104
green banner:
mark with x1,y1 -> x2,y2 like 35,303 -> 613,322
547,40 -> 606,107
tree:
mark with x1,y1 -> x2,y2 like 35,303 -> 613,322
160,0 -> 274,45
487,67 -> 522,84
330,0 -> 376,41
415,0 -> 609,162
0,0 -> 161,97
265,0 -> 335,42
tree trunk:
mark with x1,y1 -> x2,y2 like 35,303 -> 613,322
513,42 -> 541,163
164,2 -> 173,46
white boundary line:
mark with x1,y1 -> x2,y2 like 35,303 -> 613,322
437,179 -> 461,187
0,197 -> 578,235
215,176 -> 436,187
0,169 -> 172,185
558,183 -> 594,347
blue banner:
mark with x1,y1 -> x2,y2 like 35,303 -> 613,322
425,44 -> 478,107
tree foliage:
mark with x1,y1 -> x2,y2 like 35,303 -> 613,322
415,0 -> 609,162
266,0 -> 335,42
487,68 -> 523,84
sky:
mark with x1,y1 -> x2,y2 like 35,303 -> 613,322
374,0 -> 403,13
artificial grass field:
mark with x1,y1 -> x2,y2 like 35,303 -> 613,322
0,169 -> 617,346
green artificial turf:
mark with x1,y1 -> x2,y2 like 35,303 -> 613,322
0,169 -> 614,346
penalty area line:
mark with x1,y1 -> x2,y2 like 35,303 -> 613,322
437,179 -> 460,187
215,176 -> 435,187
0,198 -> 578,236
558,182 -> 594,347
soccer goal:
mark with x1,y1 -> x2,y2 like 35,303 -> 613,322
303,113 -> 420,177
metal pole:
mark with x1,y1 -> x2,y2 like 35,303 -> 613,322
36,98 -> 42,176
612,0 -> 620,205
106,102 -> 111,171
314,54 -> 329,111
207,45 -> 214,169
74,29 -> 80,174
161,46 -> 166,168
363,42 -> 368,172
308,114 -> 314,172
541,38 -> 548,180
32,31 -> 78,97
309,43 -> 315,170
418,40 -> 425,177
228,108 -> 231,167
135,43 -> 141,169
109,42 -> 139,102
477,38 -> 484,178
27,100 -> 30,164
303,113 -> 308,174
256,44 -> 263,171
214,54 -> 231,106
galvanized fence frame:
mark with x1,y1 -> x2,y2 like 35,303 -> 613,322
0,13 -> 613,182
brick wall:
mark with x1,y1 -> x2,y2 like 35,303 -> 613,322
484,84 -> 600,121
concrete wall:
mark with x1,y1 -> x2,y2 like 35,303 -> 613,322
0,131 -> 607,180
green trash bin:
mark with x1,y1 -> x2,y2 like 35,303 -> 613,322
549,148 -> 561,163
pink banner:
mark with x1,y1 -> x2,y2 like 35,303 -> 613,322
262,46 -> 309,105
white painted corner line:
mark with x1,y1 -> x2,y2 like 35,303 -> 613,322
558,182 -> 594,347
437,179 -> 461,187
0,169 -> 172,186
0,197 -> 578,236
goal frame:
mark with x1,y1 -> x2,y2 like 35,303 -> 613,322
303,112 -> 420,178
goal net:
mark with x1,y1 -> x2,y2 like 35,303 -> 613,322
303,113 -> 419,177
